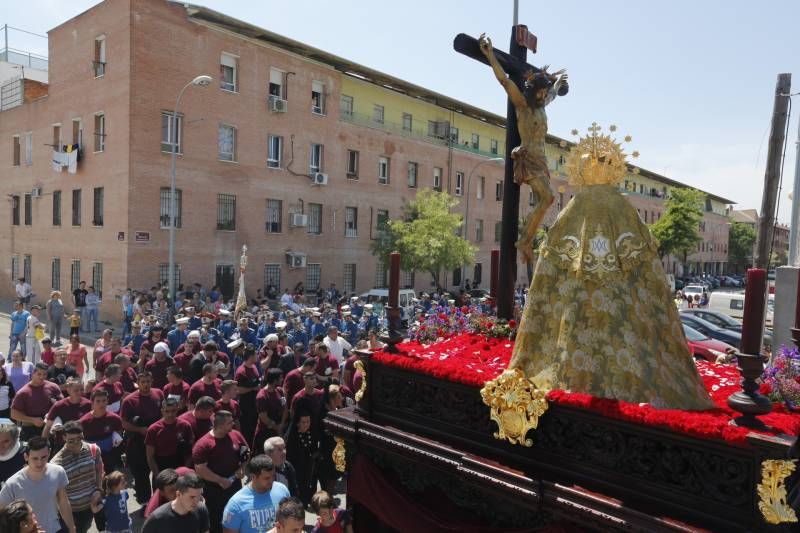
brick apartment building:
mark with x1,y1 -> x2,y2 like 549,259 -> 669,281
0,0 -> 733,319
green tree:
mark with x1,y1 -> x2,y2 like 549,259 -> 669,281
649,188 -> 705,272
370,189 -> 476,289
727,221 -> 756,271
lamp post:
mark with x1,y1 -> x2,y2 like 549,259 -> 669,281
462,157 -> 504,288
168,75 -> 212,307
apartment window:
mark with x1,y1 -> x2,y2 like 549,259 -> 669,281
345,207 -> 358,238
433,167 -> 442,191
158,263 -> 182,289
220,53 -> 238,92
24,194 -> 32,226
378,157 -> 390,185
343,263 -> 356,294
94,113 -> 105,152
402,113 -> 412,132
264,264 -> 281,293
307,203 -> 322,235
161,112 -> 182,153
311,81 -> 325,114
11,256 -> 19,284
402,270 -> 415,289
407,162 -> 418,188
495,181 -> 504,201
71,189 -> 81,226
346,150 -> 359,179
218,124 -> 236,161
490,139 -> 499,155
11,195 -> 20,225
92,262 -> 103,297
376,209 -> 389,237
427,120 -> 448,139
455,171 -> 464,196
52,190 -> 61,226
72,119 -> 82,147
494,221 -> 502,243
477,176 -> 485,199
471,133 -> 480,150
269,68 -> 286,99
267,135 -> 282,168
70,260 -> 81,292
92,187 -> 104,226
217,193 -> 236,231
475,219 -> 484,243
53,125 -> 61,149
159,188 -> 182,228
309,143 -> 323,174
473,263 -> 483,285
12,136 -> 20,166
265,198 -> 282,233
375,261 -> 388,289
449,127 -> 459,144
51,258 -> 60,290
23,255 -> 31,284
340,94 -> 353,118
22,132 -> 32,165
306,264 -> 321,291
94,36 -> 106,77
373,104 -> 384,124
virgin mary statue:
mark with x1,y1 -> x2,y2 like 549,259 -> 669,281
509,124 -> 713,410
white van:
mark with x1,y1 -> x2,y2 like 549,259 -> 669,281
709,292 -> 774,326
359,288 -> 417,324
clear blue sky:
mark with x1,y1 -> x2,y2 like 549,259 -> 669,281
5,0 -> 800,223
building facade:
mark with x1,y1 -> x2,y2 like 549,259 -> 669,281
0,0 -> 733,319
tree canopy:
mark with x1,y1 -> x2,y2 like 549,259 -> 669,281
370,189 -> 476,289
727,221 -> 756,271
649,188 -> 705,269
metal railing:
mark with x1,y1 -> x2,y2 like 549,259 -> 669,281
0,47 -> 48,70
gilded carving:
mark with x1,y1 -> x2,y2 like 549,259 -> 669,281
333,437 -> 346,473
480,368 -> 548,447
354,360 -> 367,403
758,459 -> 798,524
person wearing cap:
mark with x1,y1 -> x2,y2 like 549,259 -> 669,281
282,358 -> 316,407
341,313 -> 361,344
222,339 -> 243,379
259,334 -> 282,371
350,297 -> 363,319
218,309 -> 235,339
286,320 -> 308,353
174,330 -> 202,377
145,341 -> 174,390
234,318 -> 258,349
25,305 -> 45,366
256,314 -> 277,340
185,306 -> 202,331
168,318 -> 190,354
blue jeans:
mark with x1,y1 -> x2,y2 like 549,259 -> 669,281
86,308 -> 99,332
79,307 -> 89,332
9,333 -> 25,356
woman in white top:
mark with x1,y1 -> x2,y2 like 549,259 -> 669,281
24,306 -> 44,366
3,350 -> 33,395
0,365 -> 15,418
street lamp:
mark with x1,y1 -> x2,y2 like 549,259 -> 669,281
168,75 -> 212,306
462,157 -> 504,288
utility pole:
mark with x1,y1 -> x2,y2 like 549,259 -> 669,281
788,112 -> 800,266
755,73 -> 791,269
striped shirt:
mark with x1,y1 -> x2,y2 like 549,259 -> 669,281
50,442 -> 102,511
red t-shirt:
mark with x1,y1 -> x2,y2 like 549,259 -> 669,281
282,369 -> 305,405
291,388 -> 324,419
143,467 -> 194,519
315,355 -> 339,379
41,349 -> 55,366
178,410 -> 213,441
46,397 -> 91,423
92,380 -> 124,407
11,381 -> 63,418
234,364 -> 260,390
254,387 -> 286,435
145,356 -> 175,390
191,430 -> 248,477
163,381 -> 190,405
172,352 -> 193,376
188,379 -> 222,405
120,389 -> 165,427
215,399 -> 240,421
119,367 -> 138,394
145,418 -> 194,456
343,354 -> 358,391
79,411 -> 123,441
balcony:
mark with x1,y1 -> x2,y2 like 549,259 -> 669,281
0,47 -> 48,71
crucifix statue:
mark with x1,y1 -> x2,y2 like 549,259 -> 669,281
454,27 -> 568,318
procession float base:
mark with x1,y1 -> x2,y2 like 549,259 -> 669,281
325,334 -> 800,532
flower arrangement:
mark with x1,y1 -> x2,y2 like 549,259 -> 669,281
761,345 -> 800,410
407,305 -> 518,344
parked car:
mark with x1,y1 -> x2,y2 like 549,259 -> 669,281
683,324 -> 736,362
681,308 -> 772,349
678,312 -> 742,347
708,292 -> 774,326
683,284 -> 707,300
360,288 -> 417,325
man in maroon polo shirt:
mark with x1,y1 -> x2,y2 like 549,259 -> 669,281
214,380 -> 240,428
94,337 -> 134,376
173,330 -> 202,375
188,364 -> 222,407
80,388 -> 123,473
314,344 -> 340,385
146,397 -> 194,477
43,378 -> 91,442
192,410 -> 249,533
92,364 -> 125,413
234,345 -> 261,445
290,372 -> 324,421
116,353 -> 138,394
145,341 -> 174,390
120,371 -> 165,504
163,366 -> 191,412
282,358 -> 316,407
253,368 -> 288,455
10,362 -> 63,442
178,396 -> 216,441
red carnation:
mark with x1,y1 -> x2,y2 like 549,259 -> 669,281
461,306 -> 469,314
439,313 -> 447,320
760,382 -> 773,395
508,320 -> 517,329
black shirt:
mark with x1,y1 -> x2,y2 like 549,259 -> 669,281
73,289 -> 88,307
142,502 -> 210,533
47,364 -> 78,387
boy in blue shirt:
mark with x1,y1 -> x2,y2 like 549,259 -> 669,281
222,455 -> 290,533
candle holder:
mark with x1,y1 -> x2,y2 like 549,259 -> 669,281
381,305 -> 404,354
727,352 -> 772,429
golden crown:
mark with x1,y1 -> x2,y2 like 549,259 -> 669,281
563,123 -> 639,186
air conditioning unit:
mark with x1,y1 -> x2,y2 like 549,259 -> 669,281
269,96 -> 288,113
290,213 -> 308,227
312,172 -> 328,186
286,252 -> 307,269
31,187 -> 42,198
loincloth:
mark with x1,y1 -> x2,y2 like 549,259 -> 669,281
511,146 -> 550,187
